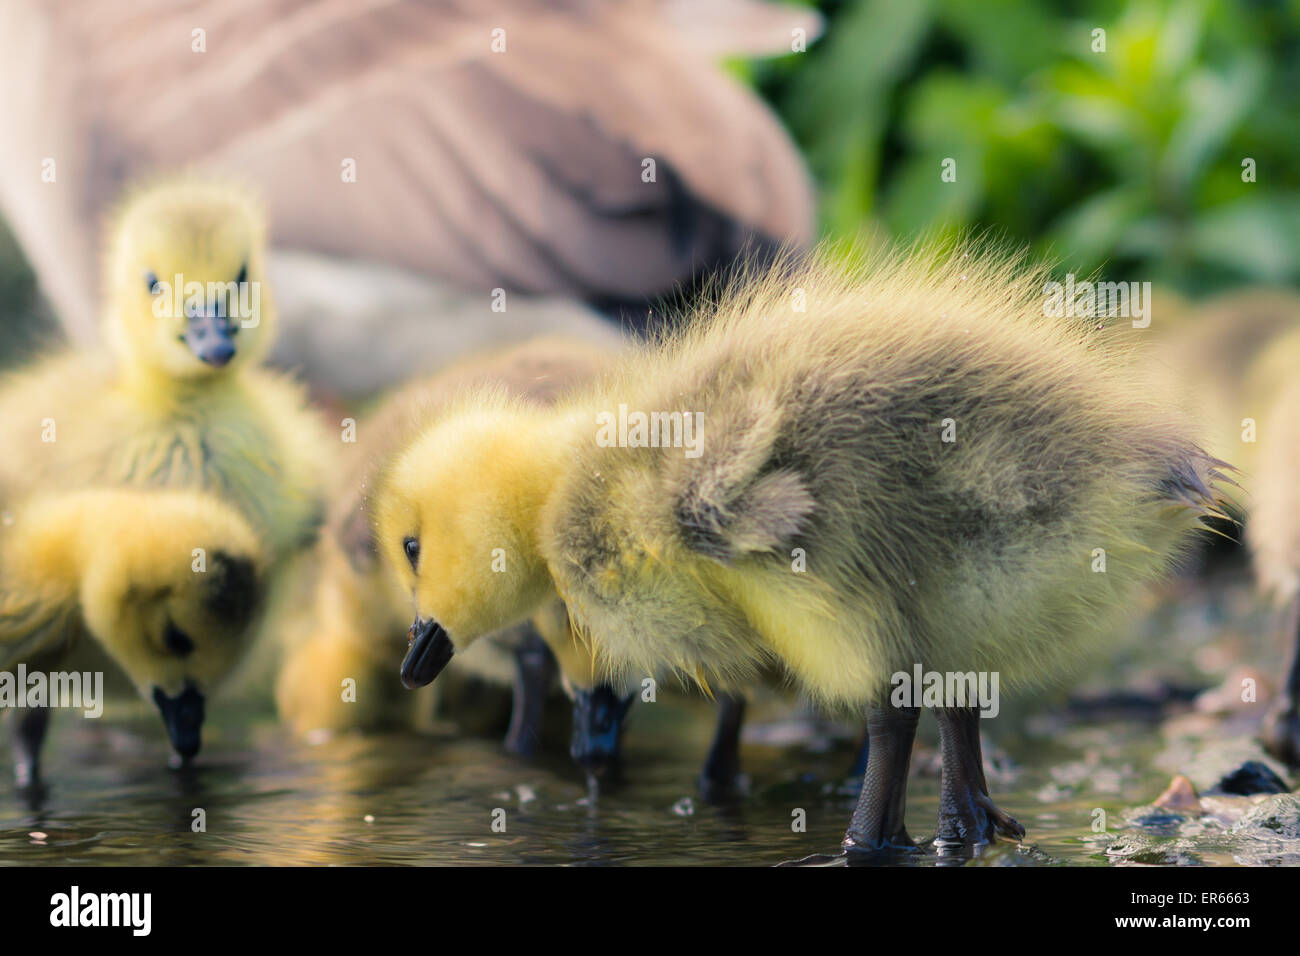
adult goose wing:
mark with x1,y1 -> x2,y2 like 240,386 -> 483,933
0,0 -> 818,344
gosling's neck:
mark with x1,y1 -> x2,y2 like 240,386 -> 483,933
115,350 -> 246,412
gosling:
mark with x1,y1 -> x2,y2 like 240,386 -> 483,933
0,177 -> 329,747
1,488 -> 264,781
1144,290 -> 1300,763
1238,313 -> 1300,765
377,245 -> 1226,853
283,338 -> 638,774
0,176 -> 327,566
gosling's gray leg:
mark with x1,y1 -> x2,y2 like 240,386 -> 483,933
503,626 -> 556,757
843,704 -> 920,852
848,722 -> 870,779
934,707 -> 1024,846
1261,595 -> 1300,766
698,693 -> 747,802
13,706 -> 51,789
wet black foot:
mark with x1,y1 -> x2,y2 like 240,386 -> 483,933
13,707 -> 50,791
843,829 -> 918,854
570,684 -> 634,784
17,779 -> 49,813
935,707 -> 1024,847
1260,705 -> 1300,766
696,775 -> 748,806
935,789 -> 1025,846
843,704 -> 920,852
698,694 -> 748,804
697,770 -> 750,804
843,842 -> 924,866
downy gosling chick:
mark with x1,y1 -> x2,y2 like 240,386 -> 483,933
282,338 -> 636,774
377,245 -> 1226,854
1239,310 -> 1300,765
0,177 -> 329,746
1,488 -> 264,781
1143,290 -> 1300,763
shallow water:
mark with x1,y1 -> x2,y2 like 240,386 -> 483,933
0,698 -> 1283,867
2,573 -> 1296,867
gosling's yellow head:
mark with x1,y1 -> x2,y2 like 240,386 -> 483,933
103,176 -> 275,378
376,396 -> 563,688
62,490 -> 266,758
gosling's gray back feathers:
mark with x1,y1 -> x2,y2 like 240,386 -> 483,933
543,247 -> 1227,704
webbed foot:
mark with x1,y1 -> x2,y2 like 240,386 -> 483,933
935,707 -> 1024,847
936,788 -> 1025,846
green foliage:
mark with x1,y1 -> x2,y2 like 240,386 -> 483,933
754,0 -> 1300,292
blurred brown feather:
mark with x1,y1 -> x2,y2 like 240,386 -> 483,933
0,0 -> 819,390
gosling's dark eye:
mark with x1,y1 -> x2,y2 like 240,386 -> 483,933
145,270 -> 161,295
163,621 -> 195,657
403,536 -> 420,571
235,263 -> 248,285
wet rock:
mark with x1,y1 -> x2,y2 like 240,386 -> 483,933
1231,793 -> 1300,839
1206,760 -> 1289,797
1197,794 -> 1259,827
1123,804 -> 1187,833
1100,832 -> 1202,866
1154,775 -> 1203,814
1153,735 -> 1289,793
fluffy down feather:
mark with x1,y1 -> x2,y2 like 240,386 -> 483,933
379,243 -> 1227,712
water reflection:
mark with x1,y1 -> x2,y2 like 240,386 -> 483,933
0,696 -> 1291,866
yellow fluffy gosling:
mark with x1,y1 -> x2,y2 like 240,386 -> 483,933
1240,308 -> 1300,764
1142,289 -> 1300,763
377,244 -> 1227,854
0,176 -> 328,756
281,338 -> 635,771
1,488 -> 264,782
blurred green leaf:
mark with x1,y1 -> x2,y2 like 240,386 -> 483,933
1047,186 -> 1150,267
751,0 -> 1300,293
1188,197 -> 1300,281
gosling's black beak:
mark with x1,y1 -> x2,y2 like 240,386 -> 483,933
401,617 -> 454,689
569,684 -> 635,776
152,683 -> 205,761
184,310 -> 236,367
